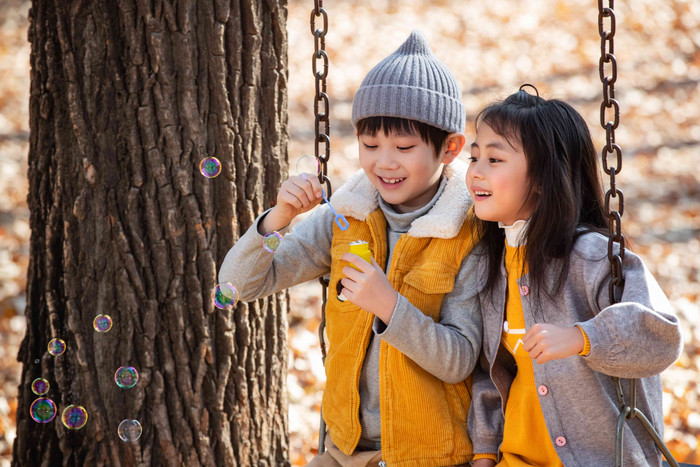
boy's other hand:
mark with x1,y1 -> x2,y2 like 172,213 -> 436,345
522,323 -> 584,364
340,254 -> 398,324
261,173 -> 323,234
472,459 -> 497,467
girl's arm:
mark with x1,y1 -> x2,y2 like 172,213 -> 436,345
468,351 -> 503,461
575,239 -> 683,379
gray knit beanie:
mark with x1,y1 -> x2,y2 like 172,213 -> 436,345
351,30 -> 466,134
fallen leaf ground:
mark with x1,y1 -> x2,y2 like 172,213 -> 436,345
1,0 -> 698,464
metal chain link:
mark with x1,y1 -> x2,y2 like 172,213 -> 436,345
310,0 -> 331,364
311,0 -> 331,454
599,3 -> 679,465
598,0 -> 626,305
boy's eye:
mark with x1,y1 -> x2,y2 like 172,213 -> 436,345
489,158 -> 501,163
363,143 -> 378,149
397,145 -> 415,151
468,156 -> 477,162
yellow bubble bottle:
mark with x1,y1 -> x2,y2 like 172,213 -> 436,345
347,240 -> 372,270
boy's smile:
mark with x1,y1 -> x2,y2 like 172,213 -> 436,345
359,131 -> 451,213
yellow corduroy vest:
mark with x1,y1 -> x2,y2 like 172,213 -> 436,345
322,208 -> 479,466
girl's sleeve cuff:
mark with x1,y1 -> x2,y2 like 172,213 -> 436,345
473,453 -> 498,461
576,325 -> 591,356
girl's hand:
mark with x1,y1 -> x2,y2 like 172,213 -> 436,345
522,323 -> 584,364
261,173 -> 323,233
340,254 -> 398,324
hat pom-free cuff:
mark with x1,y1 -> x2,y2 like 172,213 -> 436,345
351,84 -> 466,134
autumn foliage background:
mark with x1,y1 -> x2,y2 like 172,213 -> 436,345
1,0 -> 699,465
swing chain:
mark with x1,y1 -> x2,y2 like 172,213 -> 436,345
311,0 -> 331,453
311,0 -> 332,202
599,3 -> 679,466
597,0 -> 625,304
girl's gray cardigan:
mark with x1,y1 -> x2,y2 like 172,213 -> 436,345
468,232 -> 683,467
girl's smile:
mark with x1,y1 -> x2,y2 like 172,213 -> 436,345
467,123 -> 537,225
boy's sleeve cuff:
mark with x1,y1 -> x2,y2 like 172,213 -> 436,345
473,453 -> 499,461
575,325 -> 591,356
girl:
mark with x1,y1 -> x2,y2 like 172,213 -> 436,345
466,86 -> 683,466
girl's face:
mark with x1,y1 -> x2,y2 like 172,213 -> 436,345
466,123 -> 537,225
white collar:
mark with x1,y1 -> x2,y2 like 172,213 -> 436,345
329,159 -> 472,239
499,219 -> 528,247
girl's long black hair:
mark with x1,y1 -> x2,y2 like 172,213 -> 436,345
476,86 -> 609,297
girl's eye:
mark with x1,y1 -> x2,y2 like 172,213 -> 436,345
468,156 -> 477,162
489,158 -> 501,163
363,143 -> 378,149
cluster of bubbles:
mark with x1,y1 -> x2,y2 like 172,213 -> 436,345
31,313 -> 142,442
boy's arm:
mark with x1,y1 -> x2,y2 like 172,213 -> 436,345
373,250 -> 481,383
218,205 -> 334,302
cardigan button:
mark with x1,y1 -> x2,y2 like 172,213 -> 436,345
537,385 -> 549,396
555,436 -> 567,447
520,285 -> 530,296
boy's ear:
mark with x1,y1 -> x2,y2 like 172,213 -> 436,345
441,133 -> 466,164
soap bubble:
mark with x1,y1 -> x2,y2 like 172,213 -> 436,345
48,338 -> 66,356
114,366 -> 139,389
118,419 -> 143,442
262,231 -> 283,253
199,157 -> 222,178
211,283 -> 239,309
31,378 -> 50,395
61,405 -> 88,429
93,314 -> 113,333
295,154 -> 321,177
30,398 -> 56,423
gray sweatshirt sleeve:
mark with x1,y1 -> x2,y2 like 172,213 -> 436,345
374,249 -> 482,383
575,239 -> 683,379
218,205 -> 335,301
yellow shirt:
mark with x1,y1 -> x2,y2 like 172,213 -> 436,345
498,243 -> 564,467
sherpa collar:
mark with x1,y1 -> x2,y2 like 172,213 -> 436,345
329,159 -> 472,239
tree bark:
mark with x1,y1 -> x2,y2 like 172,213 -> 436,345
15,0 -> 289,465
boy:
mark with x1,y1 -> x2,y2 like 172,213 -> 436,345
219,30 -> 483,466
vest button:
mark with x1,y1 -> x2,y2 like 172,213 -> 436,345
520,285 -> 529,296
537,385 -> 549,396
555,436 -> 566,447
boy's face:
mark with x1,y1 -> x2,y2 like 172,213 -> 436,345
358,129 -> 449,213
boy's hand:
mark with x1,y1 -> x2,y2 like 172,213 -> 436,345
472,459 -> 497,467
260,173 -> 323,234
340,254 -> 398,324
522,323 -> 584,364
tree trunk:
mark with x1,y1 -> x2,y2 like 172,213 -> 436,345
14,0 -> 289,465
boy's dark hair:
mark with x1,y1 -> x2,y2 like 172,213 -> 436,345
356,116 -> 450,157
475,88 -> 608,299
